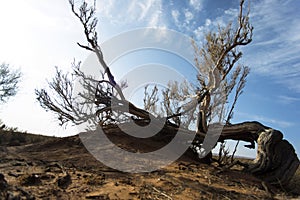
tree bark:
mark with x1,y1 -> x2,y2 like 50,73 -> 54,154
216,121 -> 299,185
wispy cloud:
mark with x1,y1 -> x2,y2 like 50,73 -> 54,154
189,0 -> 204,11
242,0 -> 300,92
192,7 -> 236,41
184,9 -> 194,24
171,9 -> 180,24
236,112 -> 295,128
278,95 -> 300,105
224,8 -> 238,17
98,0 -> 164,27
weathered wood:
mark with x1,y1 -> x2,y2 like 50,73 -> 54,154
211,121 -> 299,185
247,129 -> 299,185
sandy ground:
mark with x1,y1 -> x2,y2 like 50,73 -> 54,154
0,133 -> 299,199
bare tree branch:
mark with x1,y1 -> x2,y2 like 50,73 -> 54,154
226,66 -> 250,124
69,0 -> 125,100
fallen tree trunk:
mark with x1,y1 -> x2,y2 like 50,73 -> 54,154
219,121 -> 299,185
100,120 -> 299,185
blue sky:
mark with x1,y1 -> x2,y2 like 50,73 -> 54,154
0,0 -> 299,157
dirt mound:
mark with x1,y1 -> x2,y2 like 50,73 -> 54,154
0,129 -> 299,199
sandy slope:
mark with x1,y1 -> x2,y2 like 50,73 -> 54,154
0,133 -> 299,199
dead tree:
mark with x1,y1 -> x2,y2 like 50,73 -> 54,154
35,0 -> 299,186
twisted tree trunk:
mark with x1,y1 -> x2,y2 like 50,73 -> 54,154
208,121 -> 299,185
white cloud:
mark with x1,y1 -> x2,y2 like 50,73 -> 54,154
224,8 -> 238,17
189,0 -> 204,11
278,95 -> 300,105
184,9 -> 194,24
98,0 -> 164,28
243,0 -> 300,88
171,8 -> 197,33
127,0 -> 157,21
138,0 -> 154,20
171,10 -> 180,23
193,18 -> 213,41
193,26 -> 205,42
97,0 -> 115,19
205,19 -> 211,26
237,112 -> 294,128
192,5 -> 238,42
148,10 -> 163,27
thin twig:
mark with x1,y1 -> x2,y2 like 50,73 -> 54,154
152,186 -> 173,200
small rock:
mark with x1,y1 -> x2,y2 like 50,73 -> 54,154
21,174 -> 41,186
0,173 -> 8,191
12,162 -> 26,167
8,172 -> 20,178
57,173 -> 72,189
